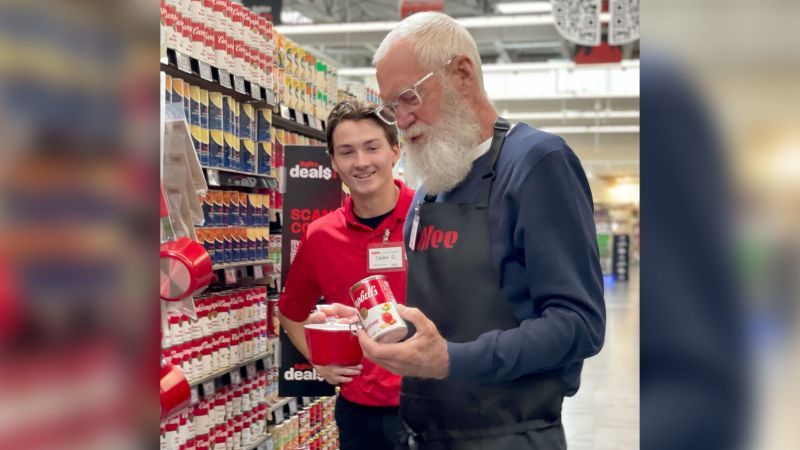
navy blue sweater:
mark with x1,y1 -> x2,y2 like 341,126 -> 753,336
404,123 -> 605,395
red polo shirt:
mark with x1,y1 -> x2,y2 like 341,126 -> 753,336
279,179 -> 414,407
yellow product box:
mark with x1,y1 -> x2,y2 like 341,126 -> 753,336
172,78 -> 184,106
164,74 -> 172,103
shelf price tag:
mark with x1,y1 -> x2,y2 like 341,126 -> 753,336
274,408 -> 284,424
266,90 -> 277,106
253,265 -> 264,280
288,398 -> 298,415
199,61 -> 213,81
190,387 -> 199,405
224,267 -> 237,284
177,52 -> 192,73
250,82 -> 262,100
279,104 -> 291,120
234,76 -> 247,94
231,370 -> 242,385
205,168 -> 221,187
246,363 -> 257,378
218,69 -> 232,88
203,380 -> 215,396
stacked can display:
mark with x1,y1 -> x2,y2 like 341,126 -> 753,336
197,190 -> 271,265
273,30 -> 338,121
161,0 -> 274,89
161,287 -> 270,385
269,397 -> 338,450
159,361 -> 278,450
164,75 -> 273,175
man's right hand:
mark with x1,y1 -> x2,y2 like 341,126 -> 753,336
314,364 -> 363,385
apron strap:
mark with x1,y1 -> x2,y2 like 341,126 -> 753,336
410,416 -> 561,444
478,116 -> 511,206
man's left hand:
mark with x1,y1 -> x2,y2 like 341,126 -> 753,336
357,304 -> 449,379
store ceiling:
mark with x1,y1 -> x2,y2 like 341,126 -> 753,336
275,0 -> 640,180
279,0 -> 639,67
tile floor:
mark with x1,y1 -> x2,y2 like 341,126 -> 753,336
563,265 -> 640,449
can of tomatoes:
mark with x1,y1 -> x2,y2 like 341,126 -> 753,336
349,275 -> 407,343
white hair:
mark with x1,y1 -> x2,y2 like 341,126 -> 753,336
373,12 -> 485,91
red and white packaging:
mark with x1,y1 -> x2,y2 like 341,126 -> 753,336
350,275 -> 408,343
214,29 -> 227,70
225,2 -> 236,72
189,0 -> 202,22
179,413 -> 189,448
181,342 -> 194,381
212,0 -> 227,31
202,23 -> 216,64
201,0 -> 214,27
190,21 -> 204,62
180,13 -> 194,61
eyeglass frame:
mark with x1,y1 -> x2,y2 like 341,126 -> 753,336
375,58 -> 454,125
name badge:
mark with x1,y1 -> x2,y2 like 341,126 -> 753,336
367,242 -> 406,273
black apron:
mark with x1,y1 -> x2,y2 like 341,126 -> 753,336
400,118 -> 567,450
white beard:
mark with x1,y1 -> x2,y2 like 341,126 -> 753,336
403,83 -> 481,195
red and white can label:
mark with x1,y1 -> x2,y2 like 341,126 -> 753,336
349,275 -> 407,343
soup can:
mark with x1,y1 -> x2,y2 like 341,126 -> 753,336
349,275 -> 407,343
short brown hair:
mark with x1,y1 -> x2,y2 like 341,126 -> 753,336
325,99 -> 399,155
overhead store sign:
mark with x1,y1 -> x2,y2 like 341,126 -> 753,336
608,0 -> 640,45
400,0 -> 444,19
552,0 -> 602,46
551,0 -> 639,47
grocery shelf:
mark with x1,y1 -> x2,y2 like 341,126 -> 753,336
189,340 -> 278,388
272,114 -> 326,141
242,434 -> 271,450
161,49 -> 276,109
212,259 -> 276,271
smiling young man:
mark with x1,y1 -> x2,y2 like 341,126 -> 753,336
278,99 -> 414,450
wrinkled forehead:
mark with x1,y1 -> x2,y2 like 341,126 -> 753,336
375,40 -> 426,102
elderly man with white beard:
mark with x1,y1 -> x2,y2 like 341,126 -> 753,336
317,12 -> 606,450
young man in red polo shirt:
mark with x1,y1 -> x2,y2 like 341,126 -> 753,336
278,99 -> 413,450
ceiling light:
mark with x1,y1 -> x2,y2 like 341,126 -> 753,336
495,2 -> 553,15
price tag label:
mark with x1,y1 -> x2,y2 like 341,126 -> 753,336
299,114 -> 308,126
203,380 -> 215,396
224,267 -> 237,284
246,363 -> 257,378
177,53 -> 192,73
250,82 -> 262,100
218,69 -> 232,88
266,90 -> 277,106
205,168 -> 220,187
302,397 -> 311,405
253,265 -> 264,279
262,357 -> 271,368
190,387 -> 199,404
231,370 -> 242,385
199,61 -> 213,81
288,398 -> 297,415
279,104 -> 290,119
313,118 -> 322,130
274,408 -> 284,424
234,76 -> 246,94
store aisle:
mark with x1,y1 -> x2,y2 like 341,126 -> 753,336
563,265 -> 640,449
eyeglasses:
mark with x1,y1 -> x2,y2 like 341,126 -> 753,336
375,58 -> 453,125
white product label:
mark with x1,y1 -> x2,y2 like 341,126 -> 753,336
368,245 -> 404,271
361,301 -> 404,340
